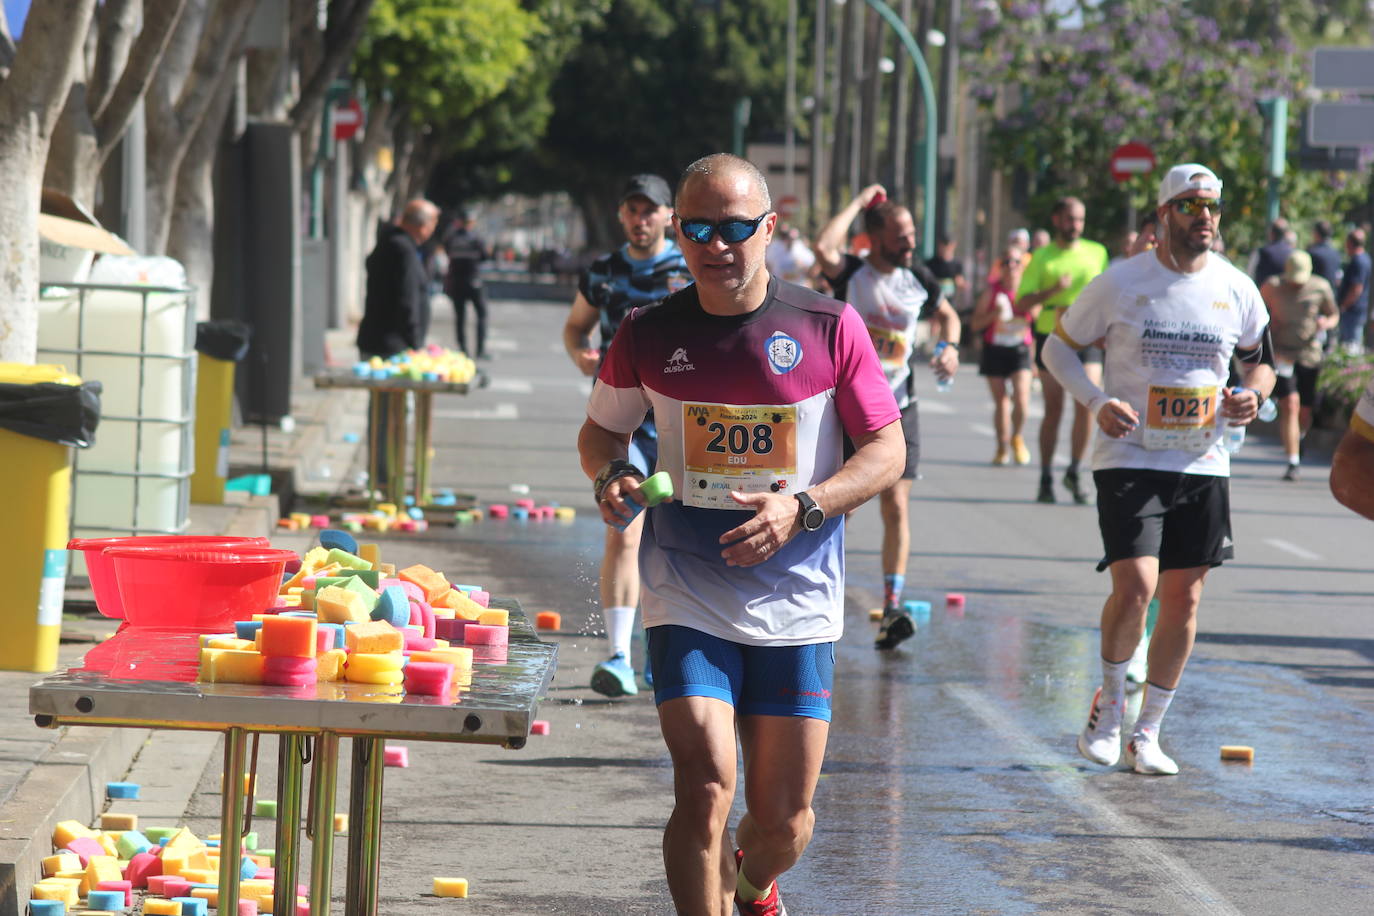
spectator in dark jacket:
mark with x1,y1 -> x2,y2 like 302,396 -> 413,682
1251,218 -> 1292,288
357,199 -> 438,496
1308,219 -> 1343,291
358,199 -> 439,359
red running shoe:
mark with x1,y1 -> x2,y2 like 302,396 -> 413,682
734,849 -> 788,916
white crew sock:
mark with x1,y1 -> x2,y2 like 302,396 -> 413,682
1098,656 -> 1130,729
1134,683 -> 1177,735
605,605 -> 636,660
1287,453 -> 1300,466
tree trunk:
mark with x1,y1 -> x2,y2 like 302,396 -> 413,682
168,69 -> 236,318
44,84 -> 102,207
0,0 -> 98,364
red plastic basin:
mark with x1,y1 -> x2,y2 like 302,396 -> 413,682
103,545 -> 298,631
69,536 -> 270,619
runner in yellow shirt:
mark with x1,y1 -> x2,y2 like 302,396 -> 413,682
1016,197 -> 1109,504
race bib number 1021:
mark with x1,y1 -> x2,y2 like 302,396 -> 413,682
1143,384 -> 1219,452
682,403 -> 798,509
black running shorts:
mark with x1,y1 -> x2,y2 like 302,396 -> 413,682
1092,469 -> 1233,572
1034,329 -> 1103,371
843,402 -> 920,480
1272,363 -> 1319,408
979,342 -> 1032,377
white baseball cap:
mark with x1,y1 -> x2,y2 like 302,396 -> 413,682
1157,163 -> 1222,206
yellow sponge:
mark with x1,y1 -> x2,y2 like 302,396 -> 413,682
334,813 -> 349,834
433,877 -> 469,897
32,878 -> 80,906
316,585 -> 370,624
359,543 -> 381,569
144,900 -> 184,915
165,826 -> 204,851
316,647 -> 347,682
41,852 -> 80,877
1220,745 -> 1255,762
477,608 -> 509,626
52,819 -> 97,848
86,853 -> 121,889
100,812 -> 138,831
345,620 -> 404,654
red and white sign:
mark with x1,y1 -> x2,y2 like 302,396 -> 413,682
333,98 -> 364,141
1109,142 -> 1155,183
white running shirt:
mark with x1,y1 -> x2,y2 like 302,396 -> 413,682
1058,252 -> 1268,476
844,262 -> 929,409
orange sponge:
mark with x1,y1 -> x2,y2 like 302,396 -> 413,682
260,616 -> 318,658
399,564 -> 451,603
535,611 -> 561,629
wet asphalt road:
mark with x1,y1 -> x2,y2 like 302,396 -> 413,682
182,290 -> 1373,914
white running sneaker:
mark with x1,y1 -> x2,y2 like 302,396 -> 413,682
1076,687 -> 1122,766
1125,728 -> 1179,775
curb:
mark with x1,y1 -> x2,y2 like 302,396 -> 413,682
0,724 -> 148,913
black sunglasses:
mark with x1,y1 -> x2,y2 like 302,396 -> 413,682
1172,198 -> 1224,217
679,211 -> 773,245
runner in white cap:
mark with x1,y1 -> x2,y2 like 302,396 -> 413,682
1042,163 -> 1276,775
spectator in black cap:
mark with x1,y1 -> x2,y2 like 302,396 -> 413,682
442,210 -> 491,359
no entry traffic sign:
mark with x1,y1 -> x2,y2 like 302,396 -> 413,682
333,98 -> 363,141
1110,142 -> 1156,183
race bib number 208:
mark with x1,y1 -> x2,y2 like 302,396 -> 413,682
682,403 -> 798,509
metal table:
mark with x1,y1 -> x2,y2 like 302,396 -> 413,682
30,605 -> 556,915
313,370 -> 475,509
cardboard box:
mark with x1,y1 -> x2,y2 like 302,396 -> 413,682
38,189 -> 135,285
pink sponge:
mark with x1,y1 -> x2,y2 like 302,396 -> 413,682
488,504 -> 509,519
514,498 -> 535,510
148,874 -> 191,897
398,580 -> 426,603
434,618 -> 469,642
467,590 -> 490,608
384,745 -> 409,767
463,623 -> 508,646
946,592 -> 966,607
66,835 -> 105,865
264,655 -> 317,687
98,879 -> 133,906
403,660 -> 454,696
125,850 -> 162,887
530,720 -> 550,736
402,632 -> 437,653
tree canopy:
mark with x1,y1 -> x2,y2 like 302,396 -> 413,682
963,0 -> 1372,253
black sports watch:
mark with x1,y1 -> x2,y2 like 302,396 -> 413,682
593,458 -> 643,502
795,491 -> 825,532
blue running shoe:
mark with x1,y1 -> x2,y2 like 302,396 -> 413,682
591,653 -> 638,697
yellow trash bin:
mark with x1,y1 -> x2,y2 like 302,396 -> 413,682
0,363 -> 86,672
192,353 -> 235,504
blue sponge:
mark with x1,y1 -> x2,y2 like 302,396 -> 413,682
27,901 -> 65,916
174,897 -> 208,916
235,620 -> 264,640
319,528 -> 359,555
87,889 -> 124,910
106,781 -> 140,799
371,586 -> 409,628
318,622 -> 346,649
241,854 -> 259,879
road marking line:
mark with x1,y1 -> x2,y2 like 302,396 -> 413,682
433,403 -> 519,420
485,378 -> 534,394
1264,538 -> 1321,561
920,399 -> 956,415
945,683 -> 1245,916
969,423 -> 995,437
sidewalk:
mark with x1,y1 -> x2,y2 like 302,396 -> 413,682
0,331 -> 366,911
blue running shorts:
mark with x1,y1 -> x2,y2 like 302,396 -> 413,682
646,625 -> 836,721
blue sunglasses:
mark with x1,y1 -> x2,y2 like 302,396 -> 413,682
678,211 -> 773,245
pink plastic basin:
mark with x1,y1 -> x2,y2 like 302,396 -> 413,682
69,536 -> 270,619
103,544 -> 298,631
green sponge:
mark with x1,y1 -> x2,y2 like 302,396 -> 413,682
639,471 -> 674,507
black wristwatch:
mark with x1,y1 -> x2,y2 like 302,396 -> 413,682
795,491 -> 825,531
593,458 -> 643,501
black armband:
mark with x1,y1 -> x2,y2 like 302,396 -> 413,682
1234,327 -> 1275,367
593,458 -> 643,501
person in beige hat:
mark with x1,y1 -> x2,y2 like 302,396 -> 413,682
1260,249 -> 1338,480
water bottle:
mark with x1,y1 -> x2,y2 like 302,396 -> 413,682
933,341 -> 953,393
1223,424 -> 1246,453
1258,397 -> 1278,422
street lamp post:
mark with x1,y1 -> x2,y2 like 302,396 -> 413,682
862,0 -> 938,258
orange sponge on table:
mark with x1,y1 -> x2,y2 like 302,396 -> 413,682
535,611 -> 561,630
260,616 -> 318,658
398,564 -> 451,603
345,620 -> 404,654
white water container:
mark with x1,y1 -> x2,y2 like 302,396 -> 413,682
37,275 -> 196,553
